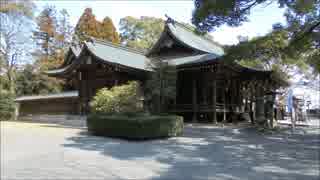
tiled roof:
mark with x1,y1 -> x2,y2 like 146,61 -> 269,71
46,39 -> 151,75
15,91 -> 78,102
85,39 -> 150,71
169,54 -> 220,66
167,22 -> 225,56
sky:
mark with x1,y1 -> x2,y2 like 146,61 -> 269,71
35,0 -> 286,45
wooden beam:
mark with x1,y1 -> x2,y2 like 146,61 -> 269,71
192,78 -> 197,123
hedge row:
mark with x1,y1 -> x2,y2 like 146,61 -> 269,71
87,113 -> 184,140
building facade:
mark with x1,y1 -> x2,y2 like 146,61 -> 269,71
16,18 -> 284,123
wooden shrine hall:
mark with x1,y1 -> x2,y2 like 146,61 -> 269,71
16,18 -> 284,123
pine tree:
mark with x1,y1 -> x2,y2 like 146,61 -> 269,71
119,16 -> 164,50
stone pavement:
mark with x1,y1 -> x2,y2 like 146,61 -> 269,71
1,121 -> 319,180
278,117 -> 320,127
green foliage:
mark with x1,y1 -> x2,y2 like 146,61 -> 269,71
119,16 -> 165,50
91,81 -> 143,113
0,0 -> 35,18
146,60 -> 177,113
0,90 -> 15,121
87,113 -> 184,140
0,0 -> 35,94
15,64 -> 63,96
74,8 -> 120,44
224,27 -> 313,84
192,0 -> 320,74
307,50 -> 320,73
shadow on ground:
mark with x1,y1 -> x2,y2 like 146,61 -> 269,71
63,124 -> 320,180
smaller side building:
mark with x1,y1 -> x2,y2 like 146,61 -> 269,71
15,91 -> 79,116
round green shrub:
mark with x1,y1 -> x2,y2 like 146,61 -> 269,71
91,81 -> 143,113
87,113 -> 184,140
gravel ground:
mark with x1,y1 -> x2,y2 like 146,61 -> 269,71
1,121 -> 319,180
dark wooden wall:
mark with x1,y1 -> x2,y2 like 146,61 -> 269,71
19,98 -> 79,116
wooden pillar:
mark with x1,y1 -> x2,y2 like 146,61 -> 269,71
192,78 -> 197,123
202,73 -> 207,104
230,80 -> 235,112
212,78 -> 217,124
250,85 -> 256,124
266,93 -> 276,128
223,88 -> 227,123
255,83 -> 265,126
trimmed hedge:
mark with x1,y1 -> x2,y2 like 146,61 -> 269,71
87,113 -> 184,140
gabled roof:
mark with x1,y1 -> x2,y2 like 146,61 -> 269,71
146,20 -> 224,57
85,39 -> 150,71
15,91 -> 78,102
169,54 -> 219,66
167,22 -> 224,55
46,38 -> 151,76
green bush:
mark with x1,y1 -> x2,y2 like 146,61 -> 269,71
0,90 -> 15,121
91,81 -> 143,113
87,113 -> 184,140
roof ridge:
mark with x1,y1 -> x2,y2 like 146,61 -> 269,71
169,20 -> 223,48
87,37 -> 146,55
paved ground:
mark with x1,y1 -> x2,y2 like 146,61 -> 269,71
278,117 -> 320,127
1,121 -> 319,180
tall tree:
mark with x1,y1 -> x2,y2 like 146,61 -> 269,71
74,8 -> 120,43
99,17 -> 120,44
34,6 -> 73,69
119,16 -> 164,50
56,9 -> 73,50
34,5 -> 57,67
192,0 -> 320,73
0,0 -> 34,94
74,8 -> 100,42
54,9 -> 73,67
